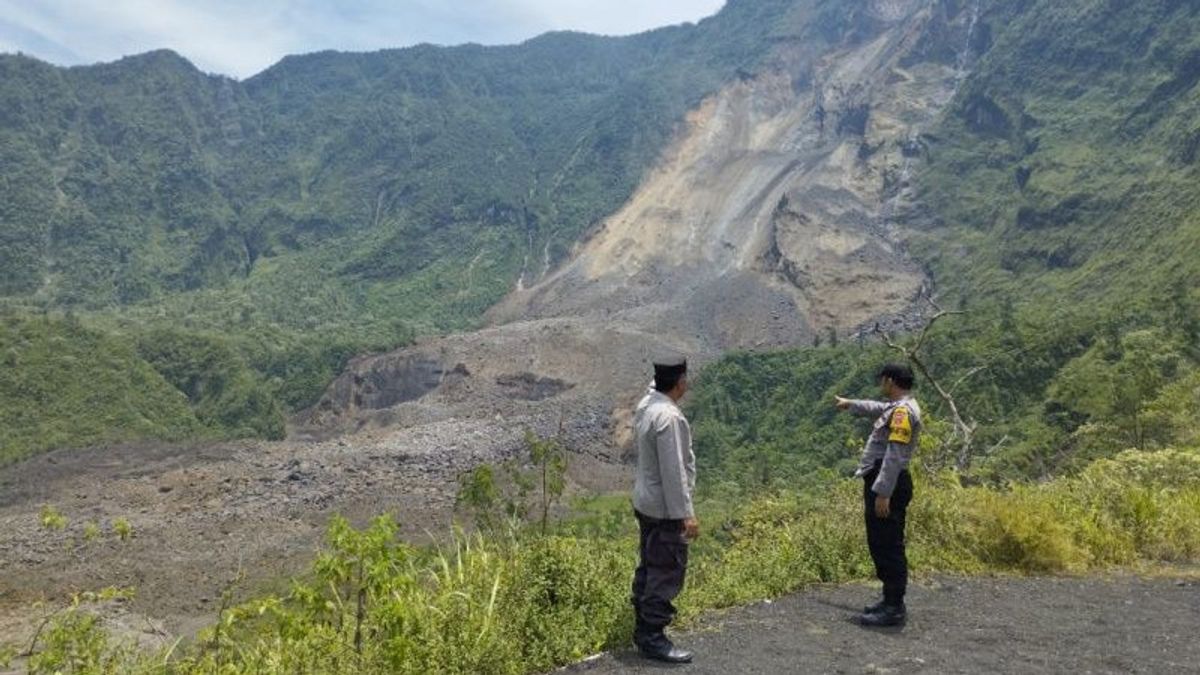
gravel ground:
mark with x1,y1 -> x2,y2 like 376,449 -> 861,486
570,574 -> 1200,674
0,398 -> 629,644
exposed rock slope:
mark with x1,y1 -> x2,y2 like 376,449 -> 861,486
309,1 -> 983,448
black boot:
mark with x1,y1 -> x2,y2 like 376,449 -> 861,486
863,597 -> 886,614
636,625 -> 693,663
860,603 -> 906,627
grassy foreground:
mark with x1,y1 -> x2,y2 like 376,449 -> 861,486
8,447 -> 1200,674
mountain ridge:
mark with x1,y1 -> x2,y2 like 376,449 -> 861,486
0,0 -> 810,460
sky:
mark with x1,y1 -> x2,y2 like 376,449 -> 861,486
0,0 -> 727,79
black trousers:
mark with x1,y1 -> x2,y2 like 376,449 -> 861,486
631,510 -> 689,634
863,465 -> 913,606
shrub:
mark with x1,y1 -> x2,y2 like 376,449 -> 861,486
39,504 -> 67,531
112,518 -> 134,542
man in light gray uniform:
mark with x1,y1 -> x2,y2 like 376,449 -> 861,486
836,363 -> 922,627
630,355 -> 698,663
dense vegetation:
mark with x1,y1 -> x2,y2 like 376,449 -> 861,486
689,315 -> 1200,486
0,309 -> 297,464
908,0 -> 1200,475
690,0 -> 1200,484
0,311 -> 200,461
0,0 -> 816,459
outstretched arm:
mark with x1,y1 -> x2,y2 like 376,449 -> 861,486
835,396 -> 888,417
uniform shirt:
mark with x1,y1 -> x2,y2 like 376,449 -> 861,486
849,396 -> 922,498
632,386 -> 696,520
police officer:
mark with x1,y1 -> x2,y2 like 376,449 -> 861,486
835,363 -> 922,627
630,355 -> 698,663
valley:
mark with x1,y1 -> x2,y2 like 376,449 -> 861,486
2,0 -> 1199,670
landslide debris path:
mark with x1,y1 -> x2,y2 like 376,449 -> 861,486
0,407 -> 628,643
571,574 -> 1200,674
308,0 -> 986,432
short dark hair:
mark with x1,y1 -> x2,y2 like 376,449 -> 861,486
877,363 -> 915,389
654,363 -> 688,392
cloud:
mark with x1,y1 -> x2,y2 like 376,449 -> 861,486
0,8 -> 84,63
511,0 -> 725,36
0,1 -> 307,76
0,0 -> 726,78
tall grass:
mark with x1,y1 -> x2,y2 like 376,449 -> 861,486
14,448 -> 1200,674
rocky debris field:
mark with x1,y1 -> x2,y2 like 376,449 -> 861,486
0,393 -> 629,646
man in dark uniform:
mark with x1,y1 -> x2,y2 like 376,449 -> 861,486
835,363 -> 922,627
630,356 -> 698,663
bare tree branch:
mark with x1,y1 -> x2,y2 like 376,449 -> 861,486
948,365 -> 990,395
874,303 -> 977,470
910,298 -> 963,354
22,612 -> 55,658
984,434 -> 1010,456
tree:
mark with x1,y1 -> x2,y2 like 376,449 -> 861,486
1049,328 -> 1186,454
525,427 -> 568,535
455,428 -> 568,534
875,297 -> 980,470
456,465 -> 502,530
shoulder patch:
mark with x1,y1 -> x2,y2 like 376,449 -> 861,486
888,406 -> 913,444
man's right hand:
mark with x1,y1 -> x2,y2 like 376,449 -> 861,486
834,395 -> 852,410
683,517 -> 700,541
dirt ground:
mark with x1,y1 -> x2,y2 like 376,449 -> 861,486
570,573 -> 1200,674
0,407 -> 631,649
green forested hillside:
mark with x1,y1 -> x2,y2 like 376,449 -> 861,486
916,0 -> 1200,308
0,0 -> 802,313
0,309 -> 296,463
690,0 -> 1200,484
0,312 -> 200,461
0,0 -> 813,458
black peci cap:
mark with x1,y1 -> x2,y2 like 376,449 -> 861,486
652,354 -> 687,370
652,352 -> 688,392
